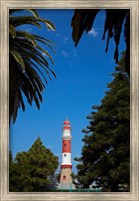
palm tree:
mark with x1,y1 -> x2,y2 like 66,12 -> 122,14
9,9 -> 56,125
71,9 -> 130,76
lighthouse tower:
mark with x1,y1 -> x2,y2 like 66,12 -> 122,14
60,119 -> 72,185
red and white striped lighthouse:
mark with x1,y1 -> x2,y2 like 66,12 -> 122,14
60,119 -> 72,184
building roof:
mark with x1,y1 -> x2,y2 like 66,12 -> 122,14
64,120 -> 70,125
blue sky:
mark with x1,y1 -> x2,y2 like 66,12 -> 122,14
10,9 -> 126,173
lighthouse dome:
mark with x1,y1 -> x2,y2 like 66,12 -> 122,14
64,120 -> 70,125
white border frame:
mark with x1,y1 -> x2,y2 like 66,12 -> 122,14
0,0 -> 138,200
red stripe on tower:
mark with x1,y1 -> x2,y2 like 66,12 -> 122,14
62,140 -> 71,152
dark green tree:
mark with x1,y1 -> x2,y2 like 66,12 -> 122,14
71,9 -> 130,76
75,53 -> 130,192
9,137 -> 59,192
9,9 -> 56,125
9,151 -> 20,191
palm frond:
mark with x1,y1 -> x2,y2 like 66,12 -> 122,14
38,18 -> 55,31
9,9 -> 56,124
10,16 -> 41,28
9,24 -> 16,38
124,10 -> 130,76
36,45 -> 54,64
27,9 -> 39,19
71,9 -> 99,47
16,31 -> 37,47
34,36 -> 56,53
71,9 -> 130,76
9,9 -> 39,18
10,49 -> 25,72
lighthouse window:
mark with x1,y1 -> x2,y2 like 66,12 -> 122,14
64,154 -> 66,157
63,175 -> 66,180
64,144 -> 66,146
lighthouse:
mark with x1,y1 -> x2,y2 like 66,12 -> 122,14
60,119 -> 72,186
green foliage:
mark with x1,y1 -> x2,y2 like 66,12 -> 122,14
71,9 -> 130,76
9,9 -> 56,124
75,52 -> 130,192
9,137 -> 59,192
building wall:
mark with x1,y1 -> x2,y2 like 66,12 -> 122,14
63,129 -> 70,136
61,153 -> 71,164
62,140 -> 71,152
60,168 -> 72,183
